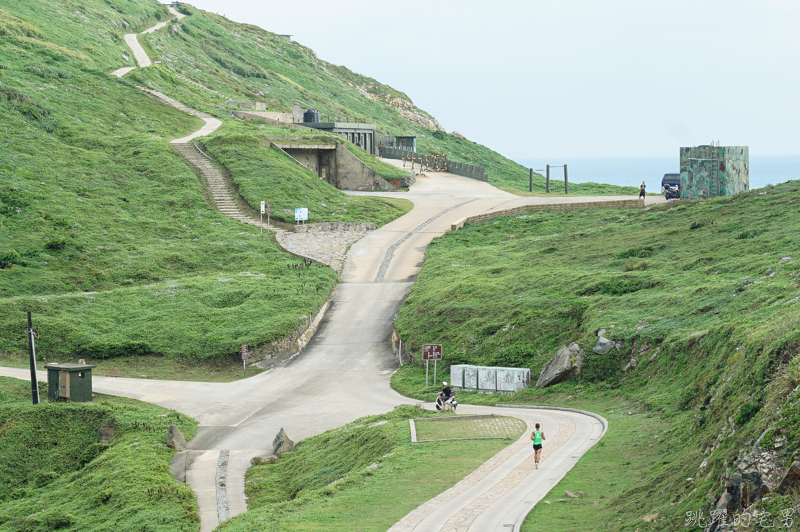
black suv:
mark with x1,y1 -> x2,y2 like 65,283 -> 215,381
661,173 -> 681,199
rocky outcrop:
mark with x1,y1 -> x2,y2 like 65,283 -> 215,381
592,336 -> 615,355
536,343 -> 584,388
272,427 -> 294,455
776,461 -> 800,495
623,358 -> 638,372
167,424 -> 187,451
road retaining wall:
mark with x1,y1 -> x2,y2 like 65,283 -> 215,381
450,198 -> 645,231
293,222 -> 376,233
249,298 -> 331,367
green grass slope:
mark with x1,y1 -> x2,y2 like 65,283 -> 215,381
1,0 -> 634,364
394,182 -> 800,529
0,377 -> 198,531
0,0 -> 404,363
219,407 -> 519,532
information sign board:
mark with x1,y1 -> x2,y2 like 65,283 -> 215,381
422,344 -> 442,361
295,208 -> 308,222
241,345 -> 249,359
260,201 -> 265,214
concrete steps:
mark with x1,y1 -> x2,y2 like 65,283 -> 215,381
173,143 -> 262,224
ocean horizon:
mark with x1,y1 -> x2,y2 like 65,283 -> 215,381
513,155 -> 800,196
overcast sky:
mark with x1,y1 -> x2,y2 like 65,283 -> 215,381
187,0 -> 800,159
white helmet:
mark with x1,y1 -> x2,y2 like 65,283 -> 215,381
442,381 -> 448,386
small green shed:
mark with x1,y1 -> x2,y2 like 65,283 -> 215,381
46,363 -> 96,403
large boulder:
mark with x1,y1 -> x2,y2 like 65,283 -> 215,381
536,343 -> 584,388
167,424 -> 186,451
592,336 -> 615,355
272,427 -> 294,455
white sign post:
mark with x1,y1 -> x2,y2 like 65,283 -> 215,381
295,207 -> 308,225
260,201 -> 265,236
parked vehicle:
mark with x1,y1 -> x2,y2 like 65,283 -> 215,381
661,173 -> 681,199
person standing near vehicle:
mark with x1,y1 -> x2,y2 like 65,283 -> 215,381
639,181 -> 646,199
531,423 -> 545,469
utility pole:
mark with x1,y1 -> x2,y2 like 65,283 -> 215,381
529,168 -> 533,192
27,312 -> 39,405
564,164 -> 569,194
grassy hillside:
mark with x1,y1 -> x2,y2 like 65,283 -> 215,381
0,377 -> 198,531
0,0 -> 409,363
0,0 -> 637,365
393,181 -> 800,529
219,407 -> 520,532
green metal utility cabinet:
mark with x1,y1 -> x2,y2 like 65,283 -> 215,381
46,363 -> 96,403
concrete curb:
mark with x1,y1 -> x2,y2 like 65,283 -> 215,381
493,403 -> 609,440
410,414 -> 521,443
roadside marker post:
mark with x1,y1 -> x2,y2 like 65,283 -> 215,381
241,344 -> 248,370
260,201 -> 265,236
26,312 -> 39,405
422,344 -> 442,388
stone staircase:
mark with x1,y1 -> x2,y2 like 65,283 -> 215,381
173,142 -> 265,228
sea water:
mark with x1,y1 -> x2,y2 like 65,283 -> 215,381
514,155 -> 800,196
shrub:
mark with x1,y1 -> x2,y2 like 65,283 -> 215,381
615,245 -> 654,259
44,238 -> 67,251
0,250 -> 22,268
735,401 -> 762,426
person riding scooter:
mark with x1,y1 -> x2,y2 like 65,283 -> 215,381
436,381 -> 457,411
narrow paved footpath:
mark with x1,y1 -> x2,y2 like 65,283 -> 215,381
389,404 -> 605,532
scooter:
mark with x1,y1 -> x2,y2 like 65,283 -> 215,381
664,184 -> 680,200
436,393 -> 458,411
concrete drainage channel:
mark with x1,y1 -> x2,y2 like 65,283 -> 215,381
374,198 -> 478,282
215,451 -> 231,523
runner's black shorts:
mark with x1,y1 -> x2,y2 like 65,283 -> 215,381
533,443 -> 542,450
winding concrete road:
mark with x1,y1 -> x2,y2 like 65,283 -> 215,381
4,10 -> 661,527
1,171 -> 645,530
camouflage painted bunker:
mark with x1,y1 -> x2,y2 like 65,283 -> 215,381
680,145 -> 749,200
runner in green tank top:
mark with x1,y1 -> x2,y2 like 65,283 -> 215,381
530,423 -> 546,469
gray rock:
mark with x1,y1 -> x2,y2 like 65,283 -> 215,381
592,336 -> 615,355
742,470 -> 767,504
167,424 -> 186,451
596,329 -> 606,337
623,358 -> 638,372
98,426 -> 115,444
565,490 -> 578,498
272,427 -> 294,455
776,461 -> 800,495
536,342 -> 584,388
